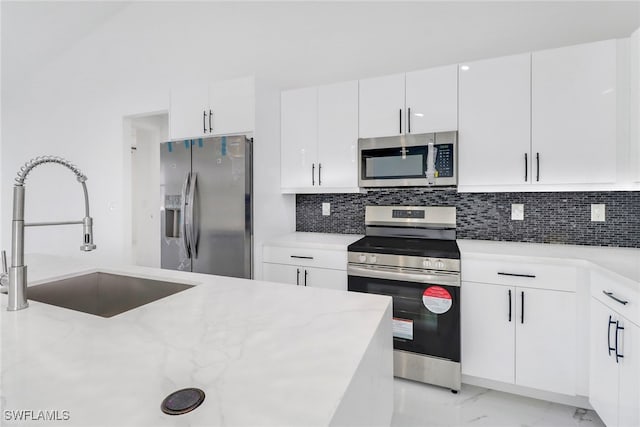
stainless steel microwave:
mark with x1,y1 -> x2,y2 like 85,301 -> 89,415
358,132 -> 457,188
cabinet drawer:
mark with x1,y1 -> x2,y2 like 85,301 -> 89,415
462,257 -> 577,292
591,269 -> 639,326
263,245 -> 347,270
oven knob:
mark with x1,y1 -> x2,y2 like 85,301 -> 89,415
423,259 -> 432,268
358,254 -> 366,263
435,261 -> 445,269
370,255 -> 377,263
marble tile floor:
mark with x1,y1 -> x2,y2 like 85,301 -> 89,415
392,379 -> 605,427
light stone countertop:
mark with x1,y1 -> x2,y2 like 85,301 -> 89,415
458,239 -> 640,286
0,254 -> 392,426
263,232 -> 363,251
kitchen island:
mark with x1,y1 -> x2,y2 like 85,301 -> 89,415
0,255 -> 393,426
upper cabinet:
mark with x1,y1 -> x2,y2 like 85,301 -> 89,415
458,53 -> 532,186
359,66 -> 458,138
281,80 -> 359,193
459,39 -> 619,188
532,39 -> 617,184
169,76 -> 254,140
359,73 -> 406,138
281,87 -> 318,190
405,65 -> 459,134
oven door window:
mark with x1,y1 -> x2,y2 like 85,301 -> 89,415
348,275 -> 460,362
361,146 -> 427,180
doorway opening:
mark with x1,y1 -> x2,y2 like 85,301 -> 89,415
123,113 -> 168,267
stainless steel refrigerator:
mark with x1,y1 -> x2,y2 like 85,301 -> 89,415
160,136 -> 252,278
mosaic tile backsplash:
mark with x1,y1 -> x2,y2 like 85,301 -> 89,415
296,189 -> 640,248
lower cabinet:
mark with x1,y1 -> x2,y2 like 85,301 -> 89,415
462,281 -> 576,395
262,244 -> 348,291
262,263 -> 347,291
590,297 -> 640,427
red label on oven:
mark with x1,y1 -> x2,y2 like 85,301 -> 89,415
423,286 -> 452,314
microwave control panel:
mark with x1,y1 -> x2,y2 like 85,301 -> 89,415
435,144 -> 454,178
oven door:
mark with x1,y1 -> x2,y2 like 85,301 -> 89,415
348,264 -> 460,362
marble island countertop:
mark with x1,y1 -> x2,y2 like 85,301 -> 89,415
0,255 -> 393,426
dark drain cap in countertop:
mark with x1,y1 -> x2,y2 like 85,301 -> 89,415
161,388 -> 205,415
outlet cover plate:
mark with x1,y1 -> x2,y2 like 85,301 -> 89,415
511,204 -> 524,221
591,204 -> 605,222
322,202 -> 331,216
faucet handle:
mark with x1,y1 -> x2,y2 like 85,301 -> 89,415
1,250 -> 6,274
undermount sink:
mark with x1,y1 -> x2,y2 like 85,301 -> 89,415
27,272 -> 194,318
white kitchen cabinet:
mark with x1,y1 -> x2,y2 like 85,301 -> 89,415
359,67 -> 458,139
405,65 -> 458,134
458,53 -> 532,186
281,87 -> 318,189
169,76 -> 254,140
462,282 -> 515,383
532,39 -> 617,184
590,285 -> 640,427
263,263 -> 347,291
281,80 -> 359,193
317,80 -> 359,189
618,321 -> 640,427
631,28 -> 640,183
170,84 -> 209,140
359,73 -> 405,138
463,282 -> 576,395
515,287 -> 576,395
262,243 -> 348,291
462,258 -> 578,396
208,77 -> 254,137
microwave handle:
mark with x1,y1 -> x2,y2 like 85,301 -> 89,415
399,109 -> 402,134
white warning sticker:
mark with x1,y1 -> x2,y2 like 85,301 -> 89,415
422,286 -> 453,314
392,318 -> 413,340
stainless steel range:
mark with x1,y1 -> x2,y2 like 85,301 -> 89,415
347,206 -> 461,391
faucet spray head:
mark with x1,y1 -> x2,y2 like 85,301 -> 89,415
81,216 -> 97,251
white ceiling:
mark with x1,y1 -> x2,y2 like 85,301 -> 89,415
2,1 -> 639,90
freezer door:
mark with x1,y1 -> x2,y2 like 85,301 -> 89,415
190,136 -> 252,278
160,140 -> 192,272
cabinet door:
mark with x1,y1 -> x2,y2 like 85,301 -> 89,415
170,84 -> 209,140
304,267 -> 347,291
461,282 -> 515,383
458,54 -> 531,186
590,299 -> 620,427
208,77 -> 254,136
405,65 -> 458,134
262,263 -> 302,286
281,87 -> 318,189
516,288 -> 576,395
618,320 -> 640,427
359,73 -> 405,138
317,80 -> 359,189
532,40 -> 617,184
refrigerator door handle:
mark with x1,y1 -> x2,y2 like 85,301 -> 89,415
188,173 -> 199,258
180,172 -> 192,258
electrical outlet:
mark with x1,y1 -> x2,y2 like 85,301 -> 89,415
322,202 -> 331,216
511,204 -> 524,221
591,204 -> 605,222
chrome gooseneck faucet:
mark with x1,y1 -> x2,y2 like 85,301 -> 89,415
3,156 -> 96,311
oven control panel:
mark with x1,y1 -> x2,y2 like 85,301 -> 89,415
348,252 -> 460,273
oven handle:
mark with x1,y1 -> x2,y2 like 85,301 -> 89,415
347,264 -> 460,287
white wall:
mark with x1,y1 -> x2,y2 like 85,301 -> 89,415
1,2 -> 638,270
